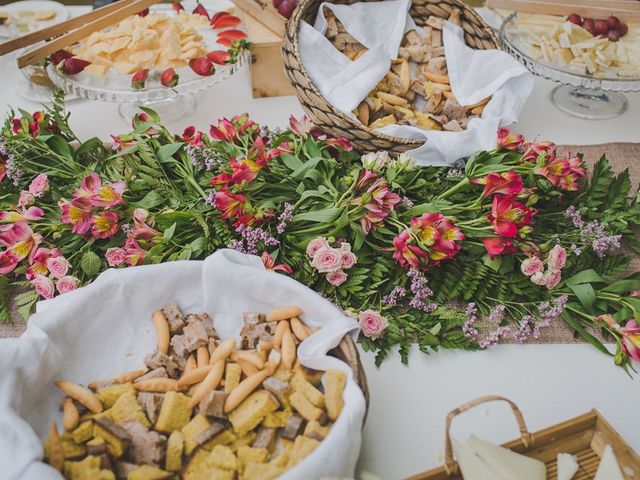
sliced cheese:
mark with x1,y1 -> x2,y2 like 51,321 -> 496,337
467,435 -> 547,480
594,445 -> 624,480
557,453 -> 579,480
452,439 -> 500,480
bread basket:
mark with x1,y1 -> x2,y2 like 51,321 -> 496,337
281,0 -> 501,154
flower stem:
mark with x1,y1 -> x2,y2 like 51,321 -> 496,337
437,178 -> 470,200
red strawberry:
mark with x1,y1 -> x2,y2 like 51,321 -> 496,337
217,29 -> 247,41
189,57 -> 215,76
161,67 -> 179,87
192,3 -> 209,19
137,8 -> 149,17
171,1 -> 184,13
210,13 -> 241,29
60,57 -> 91,74
206,50 -> 230,65
131,69 -> 149,90
50,49 -> 74,66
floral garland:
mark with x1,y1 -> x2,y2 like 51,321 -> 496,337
1,94 -> 639,370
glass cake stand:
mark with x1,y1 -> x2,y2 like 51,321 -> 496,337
46,4 -> 249,123
500,12 -> 640,119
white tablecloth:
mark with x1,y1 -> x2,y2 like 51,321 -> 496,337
1,4 -> 639,479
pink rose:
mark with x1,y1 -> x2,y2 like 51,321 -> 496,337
311,247 -> 342,273
530,271 -> 546,286
105,247 -> 127,267
358,309 -> 388,340
56,275 -> 79,294
340,251 -> 357,269
32,274 -> 54,299
28,173 -> 49,198
306,237 -> 330,258
18,191 -> 35,207
326,269 -> 348,286
46,256 -> 70,279
520,257 -> 543,276
545,270 -> 562,290
547,245 -> 567,271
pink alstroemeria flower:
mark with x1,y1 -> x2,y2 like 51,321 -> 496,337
0,206 -> 44,223
522,141 -> 556,163
324,137 -> 353,152
599,315 -> 640,363
92,181 -> 126,208
289,114 -> 323,138
110,135 -> 136,151
488,195 -> 536,238
210,118 -> 237,142
471,171 -> 523,198
182,126 -> 204,146
496,128 -> 525,151
482,237 -> 518,258
132,208 -> 161,240
72,173 -> 102,199
124,237 -> 147,266
28,173 -> 49,197
26,247 -> 60,280
91,212 -> 119,239
60,197 -> 93,234
354,178 -> 401,234
214,189 -> 246,220
0,223 -> 42,273
392,230 -> 427,270
261,251 -> 292,273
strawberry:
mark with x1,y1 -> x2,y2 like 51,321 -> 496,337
131,69 -> 149,90
161,67 -> 179,87
217,29 -> 247,47
171,1 -> 184,13
189,57 -> 215,77
60,57 -> 91,75
206,50 -> 230,65
50,49 -> 74,66
192,3 -> 209,19
210,12 -> 241,29
137,8 -> 149,17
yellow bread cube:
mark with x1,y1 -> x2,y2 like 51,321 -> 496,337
224,363 -> 242,393
183,448 -> 235,480
92,419 -> 130,458
324,369 -> 346,421
110,390 -> 150,427
155,391 -> 191,433
68,455 -> 100,480
290,391 -> 323,422
98,470 -> 115,480
165,431 -> 184,472
286,435 -> 319,469
231,431 -> 256,451
127,464 -> 172,479
242,462 -> 283,480
61,439 -> 86,459
181,414 -> 210,455
208,444 -> 238,471
272,368 -> 292,383
71,421 -> 94,444
228,390 -> 279,435
304,420 -> 331,441
269,443 -> 292,468
96,383 -> 135,409
291,374 -> 325,408
238,446 -> 269,472
294,363 -> 323,386
263,409 -> 292,428
202,430 -> 236,450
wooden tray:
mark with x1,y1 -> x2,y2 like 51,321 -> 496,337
409,395 -> 639,480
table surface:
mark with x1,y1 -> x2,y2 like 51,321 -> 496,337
1,4 -> 640,479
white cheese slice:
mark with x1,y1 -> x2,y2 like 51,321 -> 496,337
452,439 -> 501,480
594,445 -> 624,480
467,435 -> 547,480
557,453 -> 579,480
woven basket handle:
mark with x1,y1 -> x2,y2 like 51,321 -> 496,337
444,395 -> 534,475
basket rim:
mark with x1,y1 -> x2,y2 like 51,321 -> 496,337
284,0 -> 501,148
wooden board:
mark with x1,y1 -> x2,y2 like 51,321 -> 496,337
486,0 -> 640,22
232,0 -> 285,37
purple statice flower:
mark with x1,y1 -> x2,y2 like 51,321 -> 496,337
463,302 -> 479,338
400,196 -> 414,209
231,224 -> 279,255
533,317 -> 552,339
488,305 -> 506,323
204,191 -> 216,207
276,202 -> 294,234
564,205 -> 584,228
382,286 -> 406,305
187,144 -> 226,171
227,239 -> 246,253
592,234 -> 621,258
120,223 -> 132,235
1,140 -> 21,185
446,167 -> 465,178
407,269 -> 437,312
539,295 -> 568,319
512,315 -> 534,344
478,326 -> 511,348
570,243 -> 582,256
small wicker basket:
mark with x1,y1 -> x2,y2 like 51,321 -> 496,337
408,395 -> 640,480
333,334 -> 370,419
281,0 -> 500,154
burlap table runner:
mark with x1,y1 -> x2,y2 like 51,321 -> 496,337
1,143 -> 639,343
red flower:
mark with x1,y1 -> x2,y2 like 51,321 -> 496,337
182,126 -> 204,146
261,251 -> 292,273
535,154 -> 586,192
352,176 -> 400,234
214,189 -> 246,219
229,159 -> 257,184
482,237 -> 518,258
324,137 -> 352,152
522,141 -> 555,163
487,195 -> 535,238
471,171 -> 523,197
210,118 -> 236,141
497,128 -> 524,151
392,230 -> 427,270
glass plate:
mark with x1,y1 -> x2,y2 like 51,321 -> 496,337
46,4 -> 249,122
500,12 -> 640,119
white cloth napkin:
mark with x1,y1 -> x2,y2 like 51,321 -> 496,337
0,250 -> 366,480
298,1 -> 534,166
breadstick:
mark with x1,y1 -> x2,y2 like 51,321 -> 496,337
55,381 -> 103,414
257,341 -> 272,354
281,329 -> 296,370
376,92 -> 408,106
209,338 -> 236,365
266,306 -> 304,322
471,105 -> 485,115
48,422 -> 64,471
273,321 -> 290,349
197,346 -> 209,368
224,369 -> 270,413
231,351 -> 264,370
236,357 -> 259,377
188,360 -> 225,408
290,317 -> 311,342
185,354 -> 197,375
423,71 -> 449,84
152,310 -> 170,354
188,382 -> 201,397
266,349 -> 281,374
465,96 -> 490,110
177,365 -> 213,387
443,90 -> 454,99
62,398 -> 79,431
134,378 -> 180,392
88,369 -> 146,389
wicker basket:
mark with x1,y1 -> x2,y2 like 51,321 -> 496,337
408,395 -> 640,479
281,0 -> 500,154
332,334 -> 370,419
